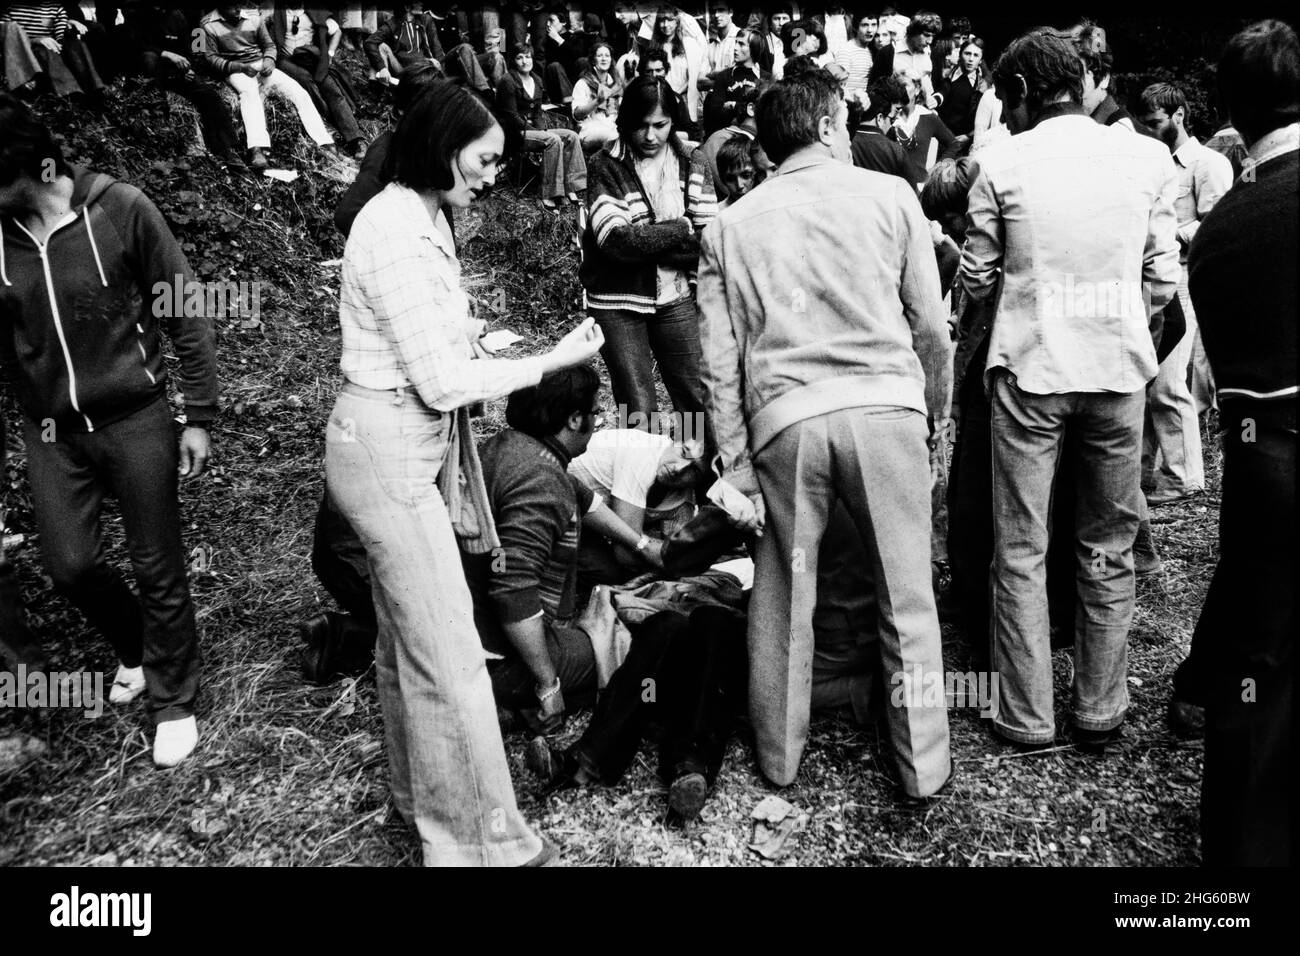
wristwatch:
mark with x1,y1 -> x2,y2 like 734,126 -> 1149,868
634,534 -> 652,552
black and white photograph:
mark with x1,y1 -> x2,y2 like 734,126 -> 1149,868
0,0 -> 1293,913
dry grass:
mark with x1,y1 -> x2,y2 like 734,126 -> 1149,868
0,54 -> 1212,866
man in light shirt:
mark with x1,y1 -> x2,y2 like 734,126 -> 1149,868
705,1 -> 740,74
961,29 -> 1180,752
893,14 -> 939,105
1138,83 -> 1233,501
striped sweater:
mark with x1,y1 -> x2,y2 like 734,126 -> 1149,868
580,137 -> 717,315
3,2 -> 67,41
462,430 -> 596,659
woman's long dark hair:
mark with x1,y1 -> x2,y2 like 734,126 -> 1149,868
615,75 -> 683,148
383,82 -> 500,191
654,5 -> 687,61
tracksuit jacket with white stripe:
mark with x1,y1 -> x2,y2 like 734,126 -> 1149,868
0,166 -> 217,434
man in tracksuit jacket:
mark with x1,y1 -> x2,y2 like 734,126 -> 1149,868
0,94 -> 216,768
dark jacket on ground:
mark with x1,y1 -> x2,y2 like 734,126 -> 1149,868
1189,147 -> 1297,413
581,136 -> 717,315
461,429 -> 595,657
0,167 -> 217,433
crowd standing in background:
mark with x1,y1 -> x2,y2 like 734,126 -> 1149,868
0,5 -> 1295,869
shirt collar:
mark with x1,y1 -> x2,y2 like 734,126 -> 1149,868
778,151 -> 839,176
1172,135 -> 1206,167
1029,102 -> 1087,129
1248,122 -> 1300,166
390,183 -> 454,256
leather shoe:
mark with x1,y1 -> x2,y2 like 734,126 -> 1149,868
1134,519 -> 1162,577
667,771 -> 708,821
1071,721 -> 1124,754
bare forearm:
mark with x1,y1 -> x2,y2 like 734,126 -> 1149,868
501,615 -> 557,686
584,502 -> 643,552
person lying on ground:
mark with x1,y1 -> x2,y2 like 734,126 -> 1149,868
568,427 -> 707,592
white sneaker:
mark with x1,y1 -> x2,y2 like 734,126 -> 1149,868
108,664 -> 146,705
153,716 -> 199,769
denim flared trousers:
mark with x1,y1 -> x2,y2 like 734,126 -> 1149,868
325,382 -> 541,866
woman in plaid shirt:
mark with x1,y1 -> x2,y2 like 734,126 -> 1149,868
323,83 -> 603,867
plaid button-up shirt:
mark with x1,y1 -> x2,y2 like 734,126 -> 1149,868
339,182 -> 543,412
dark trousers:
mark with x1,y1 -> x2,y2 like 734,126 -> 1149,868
592,298 -> 706,425
310,488 -> 376,628
440,42 -> 492,92
33,35 -> 104,96
506,11 -> 550,65
1195,402 -> 1294,866
155,71 -> 241,155
575,605 -> 747,787
543,60 -> 574,103
487,621 -> 597,714
277,54 -> 363,144
22,399 -> 199,722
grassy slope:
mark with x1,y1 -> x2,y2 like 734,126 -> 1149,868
0,60 -> 1212,867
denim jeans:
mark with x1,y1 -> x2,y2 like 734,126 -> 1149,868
22,398 -> 199,723
591,297 -> 706,425
989,373 -> 1144,744
522,127 -> 587,200
325,382 -> 541,866
750,407 -> 952,797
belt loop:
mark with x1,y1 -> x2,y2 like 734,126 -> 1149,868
392,388 -> 404,407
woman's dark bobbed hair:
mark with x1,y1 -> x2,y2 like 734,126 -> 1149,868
615,75 -> 683,141
382,81 -> 501,192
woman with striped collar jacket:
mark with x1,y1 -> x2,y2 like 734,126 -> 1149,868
579,76 -> 716,430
